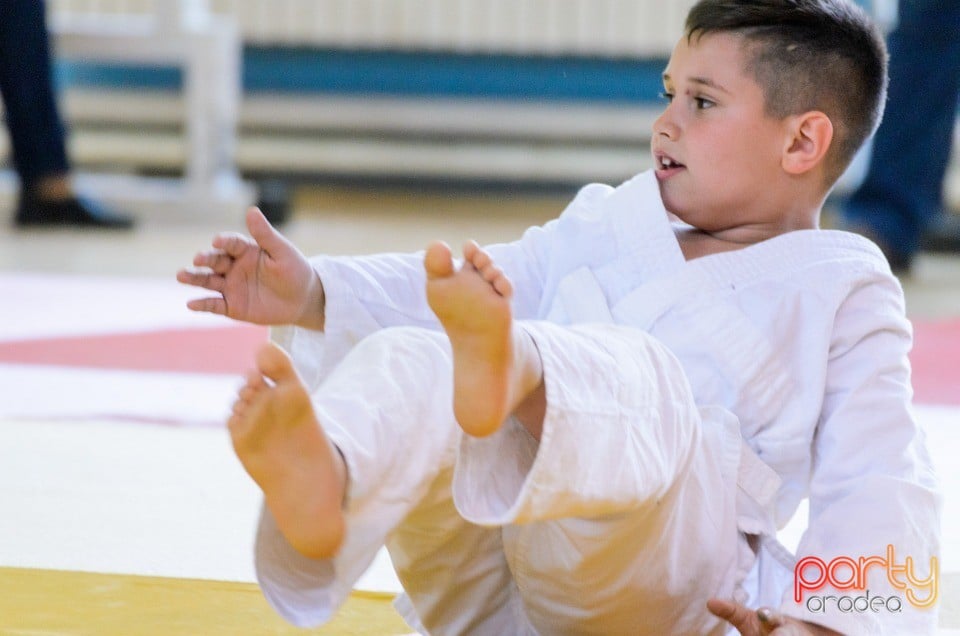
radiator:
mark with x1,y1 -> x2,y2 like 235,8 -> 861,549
31,0 -> 909,192
13,1 -> 915,192
49,0 -> 694,57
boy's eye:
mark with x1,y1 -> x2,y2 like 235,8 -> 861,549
659,91 -> 674,103
695,97 -> 715,109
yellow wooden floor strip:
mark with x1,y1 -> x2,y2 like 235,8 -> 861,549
0,568 -> 412,635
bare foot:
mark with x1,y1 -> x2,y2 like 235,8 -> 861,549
229,342 -> 345,559
425,241 -> 541,437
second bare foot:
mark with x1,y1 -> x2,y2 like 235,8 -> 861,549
229,342 -> 346,559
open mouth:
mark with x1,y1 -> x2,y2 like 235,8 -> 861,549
657,155 -> 684,170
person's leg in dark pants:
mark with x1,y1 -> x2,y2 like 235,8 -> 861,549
0,0 -> 133,228
841,0 -> 960,272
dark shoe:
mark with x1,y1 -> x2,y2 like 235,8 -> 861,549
920,212 -> 960,253
256,178 -> 291,226
14,194 -> 135,230
871,241 -> 912,276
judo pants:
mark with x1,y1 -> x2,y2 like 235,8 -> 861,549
257,323 -> 754,635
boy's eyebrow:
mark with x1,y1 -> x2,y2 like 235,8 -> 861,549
661,72 -> 731,95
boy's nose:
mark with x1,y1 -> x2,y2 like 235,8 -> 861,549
652,109 -> 679,140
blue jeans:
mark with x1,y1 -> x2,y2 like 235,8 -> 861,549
842,0 -> 960,260
0,0 -> 70,190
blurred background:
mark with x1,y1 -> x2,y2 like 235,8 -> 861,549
0,1 -> 957,634
2,0 -> 950,226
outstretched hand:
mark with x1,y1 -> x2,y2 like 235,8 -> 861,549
177,207 -> 325,329
707,599 -> 841,636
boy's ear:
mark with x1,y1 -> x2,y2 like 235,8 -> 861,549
781,111 -> 833,175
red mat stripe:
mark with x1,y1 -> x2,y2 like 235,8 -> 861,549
910,319 -> 960,405
0,326 -> 268,375
0,320 -> 956,404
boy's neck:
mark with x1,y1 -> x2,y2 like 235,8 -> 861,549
675,228 -> 749,261
674,214 -> 820,261
669,185 -> 826,261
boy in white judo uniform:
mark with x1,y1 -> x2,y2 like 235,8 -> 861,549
178,1 -> 940,634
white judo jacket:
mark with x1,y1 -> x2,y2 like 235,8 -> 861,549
259,171 -> 940,635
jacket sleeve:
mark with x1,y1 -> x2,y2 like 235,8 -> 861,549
273,182 -> 620,387
779,271 -> 942,635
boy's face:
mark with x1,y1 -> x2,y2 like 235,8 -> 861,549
653,32 -> 792,232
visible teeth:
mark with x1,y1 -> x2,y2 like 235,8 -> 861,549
660,157 -> 673,168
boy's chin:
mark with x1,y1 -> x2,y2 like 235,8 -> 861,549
656,187 -> 687,221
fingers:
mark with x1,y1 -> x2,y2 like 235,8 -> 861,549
707,598 -> 760,636
706,597 -> 751,624
191,250 -> 234,274
757,607 -> 784,628
246,206 -> 291,257
201,208 -> 284,263
178,267 -> 228,316
211,231 -> 255,259
707,599 -> 804,636
177,269 -> 226,293
185,296 -> 228,316
178,264 -> 228,315
185,211 -> 283,291
755,608 -> 799,636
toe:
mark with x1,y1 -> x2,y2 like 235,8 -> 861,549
479,262 -> 501,283
424,241 -> 454,278
256,342 -> 298,384
492,275 -> 513,298
468,246 -> 492,271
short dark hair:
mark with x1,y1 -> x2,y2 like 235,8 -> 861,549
685,0 -> 888,184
